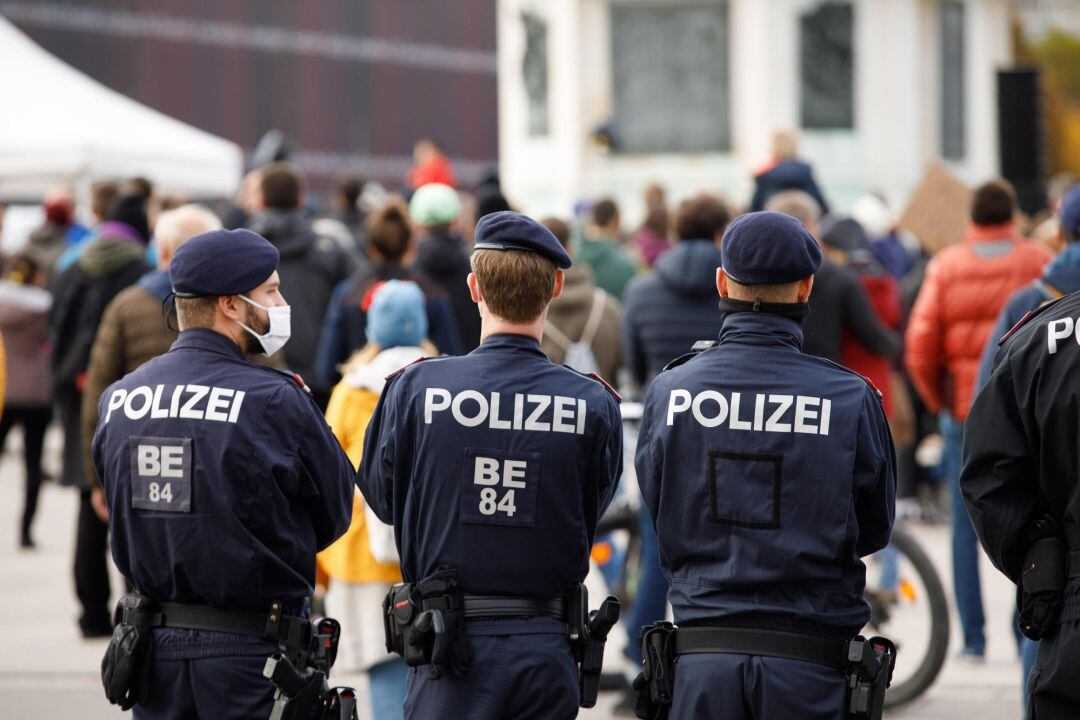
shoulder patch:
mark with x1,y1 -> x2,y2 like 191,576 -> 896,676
662,341 -> 717,373
998,295 -> 1068,347
586,372 -> 622,402
385,356 -> 431,381
254,364 -> 313,395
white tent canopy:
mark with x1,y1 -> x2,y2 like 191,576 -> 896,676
0,16 -> 242,200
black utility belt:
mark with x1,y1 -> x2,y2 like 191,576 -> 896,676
116,597 -> 311,646
634,623 -> 896,720
443,594 -> 566,620
673,626 -> 848,670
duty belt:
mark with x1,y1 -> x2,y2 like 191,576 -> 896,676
118,600 -> 311,648
420,593 -> 565,620
674,627 -> 848,671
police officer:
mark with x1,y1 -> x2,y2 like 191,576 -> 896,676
358,211 -> 622,719
634,211 -> 896,719
91,229 -> 354,719
962,290 -> 1080,719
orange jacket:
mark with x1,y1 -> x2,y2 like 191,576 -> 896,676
905,224 -> 1051,420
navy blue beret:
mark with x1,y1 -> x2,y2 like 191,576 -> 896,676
721,211 -> 822,285
473,211 -> 572,269
170,229 -> 280,297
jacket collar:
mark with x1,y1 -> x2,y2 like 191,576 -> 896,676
471,333 -> 548,359
170,328 -> 247,361
966,222 -> 1020,244
718,311 -> 804,352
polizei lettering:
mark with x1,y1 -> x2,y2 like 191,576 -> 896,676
104,385 -> 246,424
666,389 -> 832,436
425,388 -> 587,435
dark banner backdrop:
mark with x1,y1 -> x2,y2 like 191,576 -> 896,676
1,0 -> 498,195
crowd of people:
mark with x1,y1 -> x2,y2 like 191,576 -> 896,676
0,132 -> 1076,717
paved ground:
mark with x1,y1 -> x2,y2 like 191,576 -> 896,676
0,427 -> 1025,719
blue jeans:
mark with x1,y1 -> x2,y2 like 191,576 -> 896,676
941,413 -> 985,654
1021,636 -> 1038,712
369,658 -> 408,720
626,503 -> 670,665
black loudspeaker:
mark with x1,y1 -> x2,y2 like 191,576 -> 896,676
997,69 -> 1046,216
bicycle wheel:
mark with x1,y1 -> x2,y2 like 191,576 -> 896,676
865,524 -> 951,708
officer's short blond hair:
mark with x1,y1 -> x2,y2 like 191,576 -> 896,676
471,249 -> 558,324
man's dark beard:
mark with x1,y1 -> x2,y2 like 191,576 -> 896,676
241,304 -> 269,355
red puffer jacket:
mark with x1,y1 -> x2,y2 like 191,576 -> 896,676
842,271 -> 901,417
905,224 -> 1052,420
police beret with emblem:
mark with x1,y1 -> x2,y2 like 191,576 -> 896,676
721,211 -> 822,285
473,211 -> 572,269
170,229 -> 280,297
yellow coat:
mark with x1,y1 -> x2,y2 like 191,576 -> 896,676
317,381 -> 403,584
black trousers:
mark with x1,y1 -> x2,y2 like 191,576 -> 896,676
74,488 -> 112,632
0,404 -> 52,540
1028,619 -> 1080,719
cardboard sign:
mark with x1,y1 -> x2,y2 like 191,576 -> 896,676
898,163 -> 971,253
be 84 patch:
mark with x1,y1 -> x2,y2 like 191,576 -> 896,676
459,448 -> 540,527
129,436 -> 192,513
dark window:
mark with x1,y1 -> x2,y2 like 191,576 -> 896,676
611,2 -> 729,153
521,13 -> 549,137
941,0 -> 966,159
800,2 -> 855,130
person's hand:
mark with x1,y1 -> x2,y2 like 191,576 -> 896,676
90,487 -> 109,523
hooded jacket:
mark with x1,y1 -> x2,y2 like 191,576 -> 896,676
622,240 -> 726,385
0,280 -> 52,406
247,209 -> 356,396
905,223 -> 1052,420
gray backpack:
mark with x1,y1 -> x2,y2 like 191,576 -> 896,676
544,289 -> 606,375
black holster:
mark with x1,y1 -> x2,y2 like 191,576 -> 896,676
632,622 -> 676,720
382,569 -> 470,679
844,636 -> 896,720
1018,535 -> 1066,640
101,594 -> 155,710
567,583 -> 621,708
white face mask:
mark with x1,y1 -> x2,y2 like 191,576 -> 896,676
237,295 -> 291,356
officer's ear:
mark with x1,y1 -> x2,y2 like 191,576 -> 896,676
551,270 -> 565,300
218,295 -> 246,323
716,268 -> 730,298
467,272 -> 483,304
796,276 -> 814,303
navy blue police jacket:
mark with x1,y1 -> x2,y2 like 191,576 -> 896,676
357,333 -> 622,601
91,329 -> 354,621
636,311 -> 895,637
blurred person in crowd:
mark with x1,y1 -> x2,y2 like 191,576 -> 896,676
906,180 -> 1052,662
410,182 -> 481,352
538,217 -> 622,383
1028,172 -> 1078,255
247,162 -> 356,408
222,168 -> 264,230
767,190 -> 901,365
316,198 -> 460,389
578,197 -> 637,299
25,186 -> 88,275
319,280 -> 432,720
750,131 -> 830,214
79,205 -> 223,523
0,253 -> 53,548
852,192 -> 917,280
475,172 -> 512,221
49,215 -> 151,637
623,193 -> 730,387
634,183 -> 672,268
54,181 -> 120,274
332,174 -> 368,256
408,136 -> 457,190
